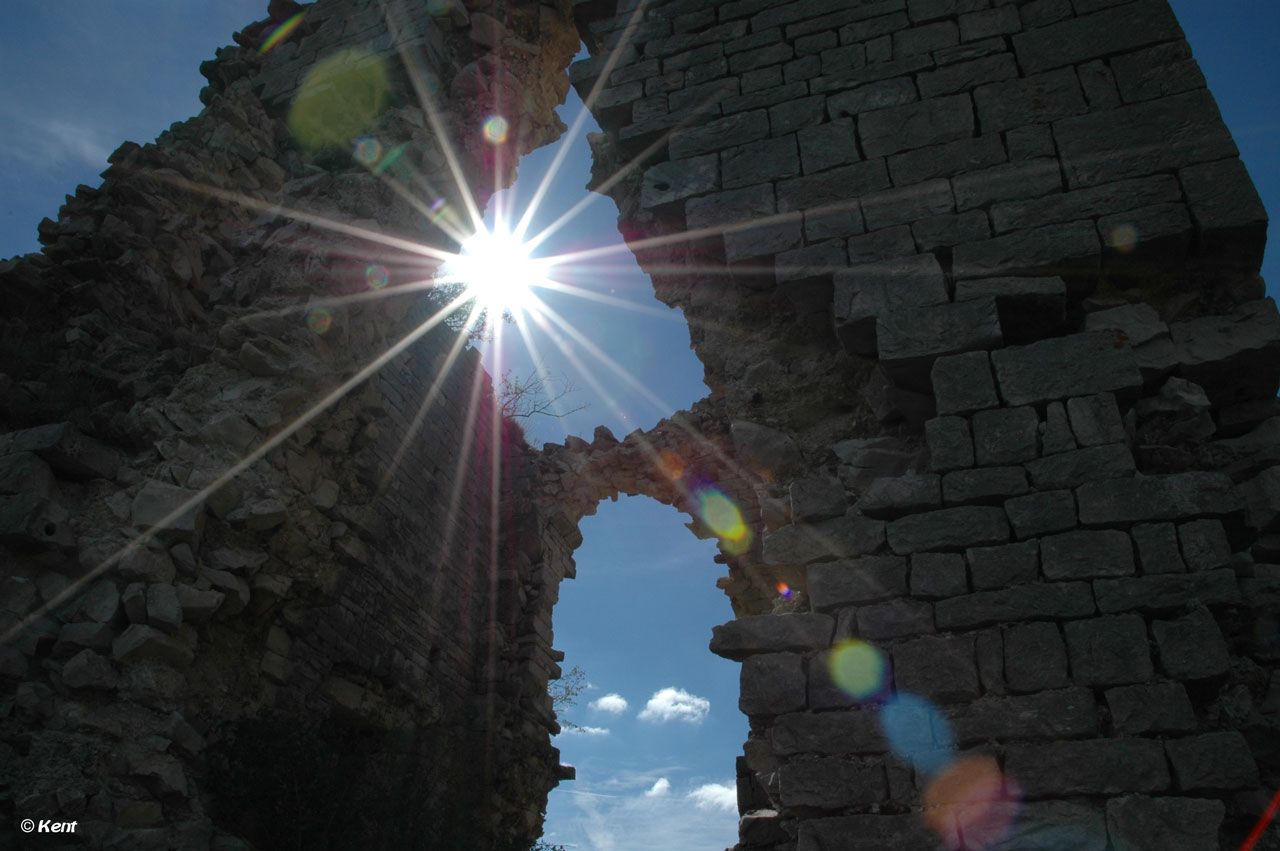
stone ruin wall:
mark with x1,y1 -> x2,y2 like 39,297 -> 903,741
564,0 -> 1280,848
1,0 -> 1279,849
0,1 -> 581,848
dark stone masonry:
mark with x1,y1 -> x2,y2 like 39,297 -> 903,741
1,0 -> 1277,848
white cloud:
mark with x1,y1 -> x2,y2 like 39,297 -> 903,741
557,779 -> 738,851
637,687 -> 710,724
1,111 -> 113,173
561,725 -> 610,736
590,693 -> 629,714
644,778 -> 670,797
687,782 -> 737,813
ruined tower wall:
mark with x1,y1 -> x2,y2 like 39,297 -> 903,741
0,2 -> 579,848
567,0 -> 1280,847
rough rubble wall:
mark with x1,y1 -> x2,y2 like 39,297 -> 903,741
568,0 -> 1280,848
0,1 -> 580,849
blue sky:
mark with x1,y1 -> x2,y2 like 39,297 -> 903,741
1,3 -> 1277,849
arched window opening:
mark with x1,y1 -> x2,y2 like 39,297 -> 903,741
543,495 -> 744,850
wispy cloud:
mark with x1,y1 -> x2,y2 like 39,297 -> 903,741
637,687 -> 710,724
590,693 -> 628,714
0,111 -> 113,173
561,725 -> 610,737
687,782 -> 737,813
644,777 -> 670,797
553,777 -> 738,850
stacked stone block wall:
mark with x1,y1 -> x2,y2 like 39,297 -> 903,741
0,1 -> 579,848
571,0 -> 1278,847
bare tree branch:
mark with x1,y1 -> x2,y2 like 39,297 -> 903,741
499,368 -> 588,421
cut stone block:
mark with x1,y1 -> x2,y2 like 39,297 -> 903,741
772,709 -> 886,756
910,552 -> 968,598
887,506 -> 1010,554
943,466 -> 1029,505
859,475 -> 942,519
1165,732 -> 1259,791
973,67 -> 1087,134
1004,621 -> 1069,693
1025,444 -> 1136,491
892,634 -> 979,704
1177,519 -> 1231,571
1005,490 -> 1077,539
1053,89 -> 1238,188
877,298 -> 1003,391
1105,682 -> 1197,734
1180,157 -> 1268,272
740,652 -> 806,716
859,93 -> 974,158
1064,614 -> 1152,686
1151,606 -> 1229,680
1170,299 -> 1280,407
931,351 -> 998,416
991,332 -> 1142,406
763,515 -> 886,564
1076,472 -> 1245,526
948,687 -> 1096,746
856,598 -> 935,640
967,539 -> 1038,589
710,614 -> 834,660
1131,523 -> 1186,574
1040,529 -> 1134,580
952,220 -> 1099,280
972,407 -> 1039,466
1066,393 -> 1126,447
1107,795 -> 1225,851
1005,738 -> 1169,796
935,581 -> 1095,630
790,476 -> 847,522
925,416 -> 974,472
1093,569 -> 1240,613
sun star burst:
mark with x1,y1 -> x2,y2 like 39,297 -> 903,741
447,226 -> 548,314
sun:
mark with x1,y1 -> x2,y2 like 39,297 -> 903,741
444,225 -> 547,314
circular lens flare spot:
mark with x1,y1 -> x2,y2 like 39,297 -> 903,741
923,755 -> 1019,851
657,450 -> 686,481
365,264 -> 389,290
776,581 -> 792,599
483,115 -> 510,144
444,227 -> 544,312
288,49 -> 390,151
827,640 -> 886,700
696,488 -> 752,554
1109,223 -> 1139,253
353,136 -> 382,166
307,307 -> 333,334
881,692 -> 955,777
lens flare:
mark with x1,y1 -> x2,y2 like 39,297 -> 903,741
371,141 -> 408,176
483,116 -> 510,144
1109,223 -> 1139,253
353,136 -> 382,166
259,11 -> 306,55
827,639 -> 887,700
880,692 -> 955,777
443,226 -> 546,313
696,488 -> 752,554
923,755 -> 1019,850
657,450 -> 685,481
307,307 -> 333,334
776,581 -> 792,599
365,264 -> 389,290
288,49 -> 390,151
